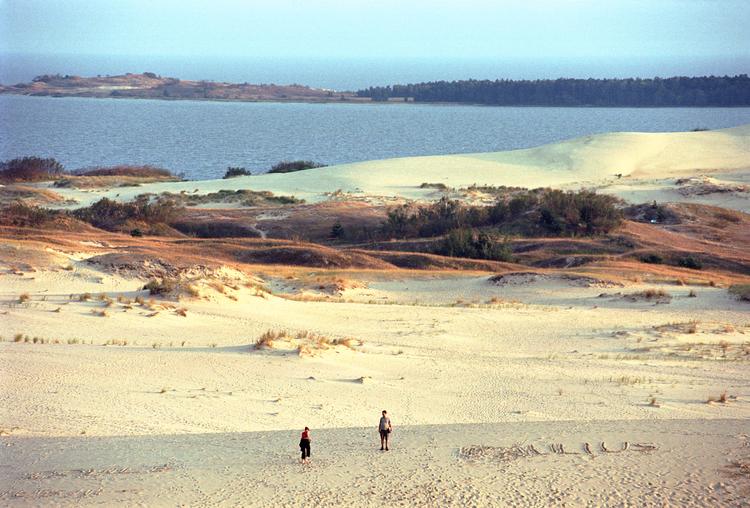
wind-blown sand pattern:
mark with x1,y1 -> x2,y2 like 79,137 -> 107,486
2,127 -> 750,506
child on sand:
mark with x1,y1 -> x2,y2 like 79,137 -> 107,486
299,426 -> 311,463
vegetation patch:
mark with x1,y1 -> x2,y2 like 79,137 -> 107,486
729,284 -> 750,302
266,160 -> 326,174
223,167 -> 252,178
253,329 -> 362,356
156,189 -> 303,207
72,196 -> 182,234
0,157 -> 65,182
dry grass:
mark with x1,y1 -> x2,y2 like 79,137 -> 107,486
626,288 -> 672,302
653,320 -> 700,335
253,329 -> 362,355
254,329 -> 284,350
175,307 -> 188,317
18,292 -> 30,303
91,309 -> 108,317
209,281 -> 227,294
707,391 -> 729,404
78,292 -> 92,302
608,375 -> 650,385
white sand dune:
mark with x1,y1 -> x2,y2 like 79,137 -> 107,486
3,419 -> 748,507
3,125 -> 750,505
48,124 -> 750,208
2,259 -> 749,505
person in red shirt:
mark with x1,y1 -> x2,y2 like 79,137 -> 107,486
299,426 -> 311,463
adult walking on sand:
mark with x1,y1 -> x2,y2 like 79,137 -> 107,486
379,410 -> 392,451
299,426 -> 311,463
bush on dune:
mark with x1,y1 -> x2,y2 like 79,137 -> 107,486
73,196 -> 182,232
0,157 -> 66,182
381,190 -> 622,241
728,284 -> 750,302
0,202 -> 63,227
74,165 -> 174,178
223,166 -> 252,178
436,229 -> 514,262
144,278 -> 177,295
267,160 -> 326,174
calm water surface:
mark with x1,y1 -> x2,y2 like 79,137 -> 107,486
2,95 -> 749,180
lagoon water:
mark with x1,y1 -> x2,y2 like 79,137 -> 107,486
2,94 -> 750,180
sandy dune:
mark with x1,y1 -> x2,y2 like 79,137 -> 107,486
47,124 -> 750,211
2,263 -> 749,505
4,419 -> 748,507
2,126 -> 750,506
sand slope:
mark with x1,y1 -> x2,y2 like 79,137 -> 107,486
2,419 -> 748,507
48,124 -> 750,207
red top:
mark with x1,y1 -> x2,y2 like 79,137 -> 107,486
301,430 -> 309,440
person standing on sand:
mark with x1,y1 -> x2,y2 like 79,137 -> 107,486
378,410 -> 392,451
299,426 -> 311,463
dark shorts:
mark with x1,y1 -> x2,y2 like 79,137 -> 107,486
380,430 -> 389,439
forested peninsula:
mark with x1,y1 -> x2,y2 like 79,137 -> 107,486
3,73 -> 749,107
357,75 -> 750,106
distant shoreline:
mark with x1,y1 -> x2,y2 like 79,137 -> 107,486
3,72 -> 750,108
4,93 -> 750,109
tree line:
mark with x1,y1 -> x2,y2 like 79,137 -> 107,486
357,75 -> 750,106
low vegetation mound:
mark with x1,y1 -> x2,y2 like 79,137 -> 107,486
729,284 -> 750,302
437,229 -> 513,262
377,191 -> 622,261
0,202 -> 91,231
223,167 -> 252,178
234,245 -> 392,269
624,202 -> 680,225
384,191 -> 622,241
1,157 -> 179,187
156,189 -> 302,207
74,165 -> 173,178
171,220 -> 263,238
0,157 -> 65,182
352,249 -> 516,271
267,160 -> 326,174
72,196 -> 183,235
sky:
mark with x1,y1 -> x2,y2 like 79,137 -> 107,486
0,0 -> 748,84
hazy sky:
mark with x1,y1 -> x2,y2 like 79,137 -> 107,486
1,0 -> 748,62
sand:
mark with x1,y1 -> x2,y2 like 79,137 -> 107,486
2,265 -> 749,506
2,126 -> 750,506
41,124 -> 750,212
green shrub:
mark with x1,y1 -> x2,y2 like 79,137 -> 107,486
144,278 -> 177,295
0,157 -> 65,182
223,167 -> 252,178
75,165 -> 173,178
437,229 -> 513,262
73,196 -> 182,231
0,202 -> 62,227
267,160 -> 326,174
728,284 -> 750,301
640,253 -> 663,264
677,255 -> 703,270
330,221 -> 345,239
